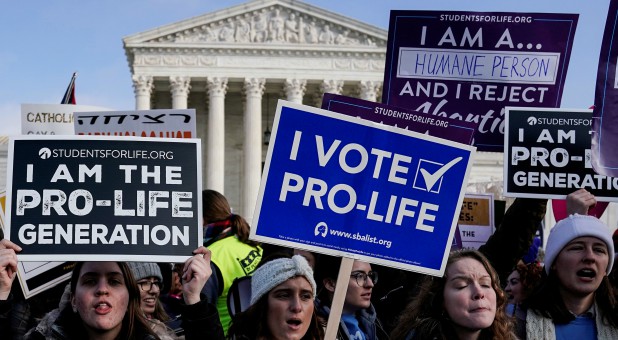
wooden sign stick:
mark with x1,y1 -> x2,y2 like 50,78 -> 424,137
324,257 -> 354,339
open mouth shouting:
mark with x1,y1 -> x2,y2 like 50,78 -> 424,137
576,268 -> 597,280
286,317 -> 303,330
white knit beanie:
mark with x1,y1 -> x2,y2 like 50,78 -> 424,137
544,214 -> 614,275
127,262 -> 163,282
250,255 -> 317,305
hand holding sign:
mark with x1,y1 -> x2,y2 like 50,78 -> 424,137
566,189 -> 597,216
0,239 -> 22,300
182,247 -> 213,305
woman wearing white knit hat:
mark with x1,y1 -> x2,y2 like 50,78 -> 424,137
227,254 -> 324,339
515,213 -> 618,340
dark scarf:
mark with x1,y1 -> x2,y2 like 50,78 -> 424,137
203,217 -> 233,246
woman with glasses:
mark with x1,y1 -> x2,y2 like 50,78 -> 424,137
128,262 -> 178,338
315,256 -> 388,340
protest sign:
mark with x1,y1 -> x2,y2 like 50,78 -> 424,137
458,193 -> 494,249
5,136 -> 202,262
504,107 -> 618,201
321,93 -> 476,145
592,0 -> 618,177
382,11 -> 578,152
251,101 -> 475,276
21,104 -> 110,135
74,109 -> 196,138
1,190 -> 74,298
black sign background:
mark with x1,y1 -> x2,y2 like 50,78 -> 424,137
7,137 -> 201,260
504,108 -> 618,201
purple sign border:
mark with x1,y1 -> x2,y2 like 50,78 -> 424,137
321,93 -> 476,145
383,10 -> 578,152
592,0 -> 618,176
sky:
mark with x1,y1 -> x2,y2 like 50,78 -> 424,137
0,0 -> 612,136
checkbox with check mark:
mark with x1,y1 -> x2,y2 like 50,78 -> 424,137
413,157 -> 463,193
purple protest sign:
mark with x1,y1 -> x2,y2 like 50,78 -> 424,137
383,11 -> 578,152
592,0 -> 618,177
322,93 -> 476,145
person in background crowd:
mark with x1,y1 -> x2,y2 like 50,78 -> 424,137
315,256 -> 388,340
227,254 -> 324,340
0,239 -> 225,340
294,249 -> 318,270
390,249 -> 516,340
518,213 -> 618,339
504,260 -> 543,318
201,189 -> 263,334
128,262 -> 176,338
160,262 -> 185,333
376,197 -> 547,334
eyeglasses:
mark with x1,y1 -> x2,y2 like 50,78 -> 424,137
350,271 -> 378,286
137,280 -> 163,292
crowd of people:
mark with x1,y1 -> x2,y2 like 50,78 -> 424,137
1,188 -> 617,339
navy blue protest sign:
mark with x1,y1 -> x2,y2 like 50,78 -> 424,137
382,11 -> 578,152
321,93 -> 476,145
504,108 -> 618,201
5,136 -> 203,262
593,0 -> 618,177
251,101 -> 475,276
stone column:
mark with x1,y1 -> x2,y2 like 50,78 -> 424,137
315,79 -> 344,107
169,76 -> 191,109
359,80 -> 381,102
242,78 -> 265,220
132,75 -> 153,110
284,78 -> 306,104
205,77 -> 228,193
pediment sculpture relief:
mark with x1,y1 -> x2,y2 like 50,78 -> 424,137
151,6 -> 383,47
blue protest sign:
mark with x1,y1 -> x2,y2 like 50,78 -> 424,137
251,101 -> 475,276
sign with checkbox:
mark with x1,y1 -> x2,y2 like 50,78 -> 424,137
251,101 -> 476,276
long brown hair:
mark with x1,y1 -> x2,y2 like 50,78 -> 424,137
390,250 -> 515,340
512,260 -> 543,300
68,261 -> 159,339
202,189 -> 258,246
526,270 -> 618,326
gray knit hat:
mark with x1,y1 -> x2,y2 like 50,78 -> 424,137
127,262 -> 163,282
250,255 -> 317,305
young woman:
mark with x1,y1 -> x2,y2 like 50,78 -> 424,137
314,256 -> 388,340
0,239 -> 224,340
200,189 -> 262,333
519,214 -> 618,339
227,254 -> 324,340
504,260 -> 543,316
390,250 -> 516,340
128,262 -> 180,338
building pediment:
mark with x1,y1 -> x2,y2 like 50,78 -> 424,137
123,0 -> 387,50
